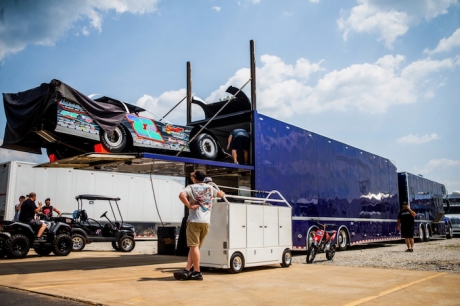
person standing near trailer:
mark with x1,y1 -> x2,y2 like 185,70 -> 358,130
19,192 -> 47,241
397,202 -> 417,252
13,195 -> 26,222
227,128 -> 249,164
175,171 -> 225,281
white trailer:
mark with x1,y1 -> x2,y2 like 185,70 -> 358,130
200,190 -> 293,273
0,161 -> 184,237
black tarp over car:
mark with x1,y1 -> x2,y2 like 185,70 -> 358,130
2,79 -> 126,154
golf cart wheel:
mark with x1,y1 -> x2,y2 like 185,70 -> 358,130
280,249 -> 292,267
72,233 -> 86,252
100,125 -> 128,153
34,246 -> 53,256
118,236 -> 135,252
229,252 -> 244,274
52,234 -> 73,256
111,241 -> 120,251
0,234 -> 8,258
6,234 -> 30,259
190,133 -> 218,160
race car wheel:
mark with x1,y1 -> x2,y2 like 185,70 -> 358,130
190,133 -> 218,160
100,125 -> 128,153
34,246 -> 53,256
118,236 -> 135,252
6,234 -> 30,259
52,234 -> 73,256
72,233 -> 86,252
0,235 -> 8,258
46,145 -> 80,160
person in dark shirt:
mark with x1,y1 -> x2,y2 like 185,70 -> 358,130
19,192 -> 47,239
227,128 -> 249,164
397,202 -> 417,252
13,195 -> 26,222
40,198 -> 62,220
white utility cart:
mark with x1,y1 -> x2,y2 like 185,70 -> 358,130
200,187 -> 293,273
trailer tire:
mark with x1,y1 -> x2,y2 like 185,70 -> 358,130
424,225 -> 431,242
72,233 -> 86,252
229,252 -> 244,273
34,246 -> 53,256
418,225 -> 425,242
337,229 -> 348,251
6,234 -> 30,259
447,225 -> 453,239
280,249 -> 292,267
118,236 -> 135,252
52,234 -> 73,256
100,125 -> 128,153
190,133 -> 218,160
0,235 -> 8,258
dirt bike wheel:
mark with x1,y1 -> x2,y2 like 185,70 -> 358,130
326,244 -> 336,260
306,244 -> 317,264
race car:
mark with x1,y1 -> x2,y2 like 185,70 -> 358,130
2,79 -> 251,161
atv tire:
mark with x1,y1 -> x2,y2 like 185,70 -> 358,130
52,234 -> 73,256
34,246 -> 53,256
6,234 -> 30,259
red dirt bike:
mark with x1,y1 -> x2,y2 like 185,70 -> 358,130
306,220 -> 337,264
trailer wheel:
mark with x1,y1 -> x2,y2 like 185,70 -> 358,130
72,233 -> 86,252
280,249 -> 292,267
118,236 -> 135,252
229,252 -> 244,273
424,226 -> 431,242
6,234 -> 30,259
447,225 -> 453,239
190,133 -> 218,160
34,246 -> 53,256
418,224 -> 425,242
0,235 -> 8,258
337,229 -> 348,251
52,234 -> 73,256
100,125 -> 128,153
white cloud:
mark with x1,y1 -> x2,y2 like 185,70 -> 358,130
424,28 -> 460,54
199,53 -> 456,119
211,6 -> 221,12
337,0 -> 458,48
0,0 -> 159,60
310,0 -> 321,3
396,133 -> 440,144
415,158 -> 460,174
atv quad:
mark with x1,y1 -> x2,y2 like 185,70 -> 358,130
0,219 -> 73,259
69,195 -> 136,252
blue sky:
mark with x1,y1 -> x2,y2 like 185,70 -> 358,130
0,0 -> 459,192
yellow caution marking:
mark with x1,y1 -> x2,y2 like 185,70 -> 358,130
343,272 -> 446,306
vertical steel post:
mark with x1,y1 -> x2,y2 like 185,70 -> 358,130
186,61 -> 192,125
250,40 -> 257,111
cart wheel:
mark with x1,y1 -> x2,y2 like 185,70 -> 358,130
72,233 -> 86,252
112,241 -> 120,251
118,236 -> 135,252
229,252 -> 244,274
280,249 -> 292,267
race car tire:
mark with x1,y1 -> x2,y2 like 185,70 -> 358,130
52,234 -> 73,256
46,145 -> 80,160
190,133 -> 218,160
6,234 -> 30,259
100,125 -> 128,153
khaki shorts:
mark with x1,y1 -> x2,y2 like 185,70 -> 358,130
186,222 -> 210,248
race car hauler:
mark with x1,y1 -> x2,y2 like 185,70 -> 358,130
0,161 -> 184,237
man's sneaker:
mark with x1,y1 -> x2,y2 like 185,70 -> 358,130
189,271 -> 203,281
173,269 -> 191,280
34,236 -> 46,243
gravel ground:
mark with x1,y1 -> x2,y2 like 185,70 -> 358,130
84,238 -> 460,273
291,238 -> 460,273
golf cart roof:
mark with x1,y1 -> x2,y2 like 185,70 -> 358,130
75,194 -> 121,201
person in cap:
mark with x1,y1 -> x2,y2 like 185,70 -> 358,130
40,198 -> 62,219
397,202 -> 417,252
175,171 -> 225,281
19,192 -> 47,240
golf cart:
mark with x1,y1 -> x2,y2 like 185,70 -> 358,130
70,195 -> 136,252
0,218 -> 73,259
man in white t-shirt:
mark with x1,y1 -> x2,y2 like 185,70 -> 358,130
174,170 -> 225,281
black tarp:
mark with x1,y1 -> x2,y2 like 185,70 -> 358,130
2,79 -> 126,154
